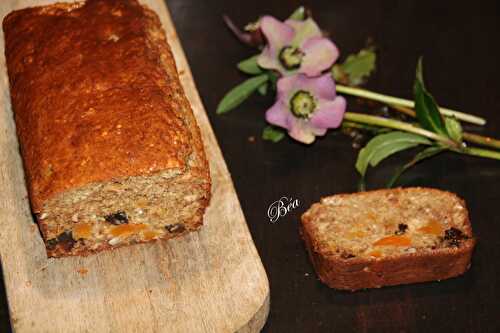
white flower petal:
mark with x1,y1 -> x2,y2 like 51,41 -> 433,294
288,118 -> 316,144
286,18 -> 322,47
300,37 -> 339,77
260,16 -> 294,52
310,96 -> 347,129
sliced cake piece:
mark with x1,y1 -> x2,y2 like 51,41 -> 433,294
300,188 -> 475,291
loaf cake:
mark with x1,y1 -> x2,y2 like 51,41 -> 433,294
3,0 -> 211,257
301,188 -> 475,291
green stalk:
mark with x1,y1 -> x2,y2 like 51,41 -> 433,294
341,121 -> 389,133
463,132 -> 500,150
337,85 -> 486,126
344,112 -> 457,146
390,104 -> 500,149
345,112 -> 500,160
457,147 -> 500,160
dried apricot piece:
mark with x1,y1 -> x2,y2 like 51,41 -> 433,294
110,223 -> 147,238
73,223 -> 92,240
373,235 -> 412,247
368,250 -> 382,258
418,220 -> 443,236
142,230 -> 161,241
347,230 -> 366,239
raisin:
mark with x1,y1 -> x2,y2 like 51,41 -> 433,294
340,251 -> 355,259
444,227 -> 465,240
165,223 -> 185,233
104,211 -> 129,225
46,231 -> 76,251
57,231 -> 76,251
46,238 -> 58,250
443,227 -> 468,247
395,223 -> 408,235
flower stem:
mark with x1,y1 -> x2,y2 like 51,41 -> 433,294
341,121 -> 389,133
463,133 -> 500,150
455,147 -> 500,160
390,104 -> 500,149
344,112 -> 500,160
388,104 -> 417,117
336,84 -> 486,126
344,112 -> 457,146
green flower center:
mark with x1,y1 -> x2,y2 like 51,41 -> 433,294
290,90 -> 316,118
278,46 -> 304,70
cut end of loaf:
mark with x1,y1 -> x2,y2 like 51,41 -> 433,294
301,188 -> 476,290
38,168 -> 210,257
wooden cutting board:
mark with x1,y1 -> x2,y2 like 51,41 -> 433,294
0,1 -> 269,332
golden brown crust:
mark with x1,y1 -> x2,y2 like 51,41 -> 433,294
300,188 -> 476,291
141,4 -> 210,182
3,0 -> 210,212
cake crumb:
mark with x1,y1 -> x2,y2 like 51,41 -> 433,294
248,136 -> 256,143
76,267 -> 88,275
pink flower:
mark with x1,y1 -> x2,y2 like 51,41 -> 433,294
266,73 -> 346,144
257,16 -> 339,76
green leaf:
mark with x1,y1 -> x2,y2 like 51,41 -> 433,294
237,55 -> 262,75
332,48 -> 376,86
355,131 -> 432,177
262,126 -> 285,142
216,74 -> 269,114
444,116 -> 463,143
289,6 -> 306,20
387,146 -> 446,188
331,65 -> 347,84
414,58 -> 448,136
257,82 -> 268,96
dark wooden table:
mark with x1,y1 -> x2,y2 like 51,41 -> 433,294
1,0 -> 499,332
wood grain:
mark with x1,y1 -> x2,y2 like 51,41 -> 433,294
0,1 -> 269,332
